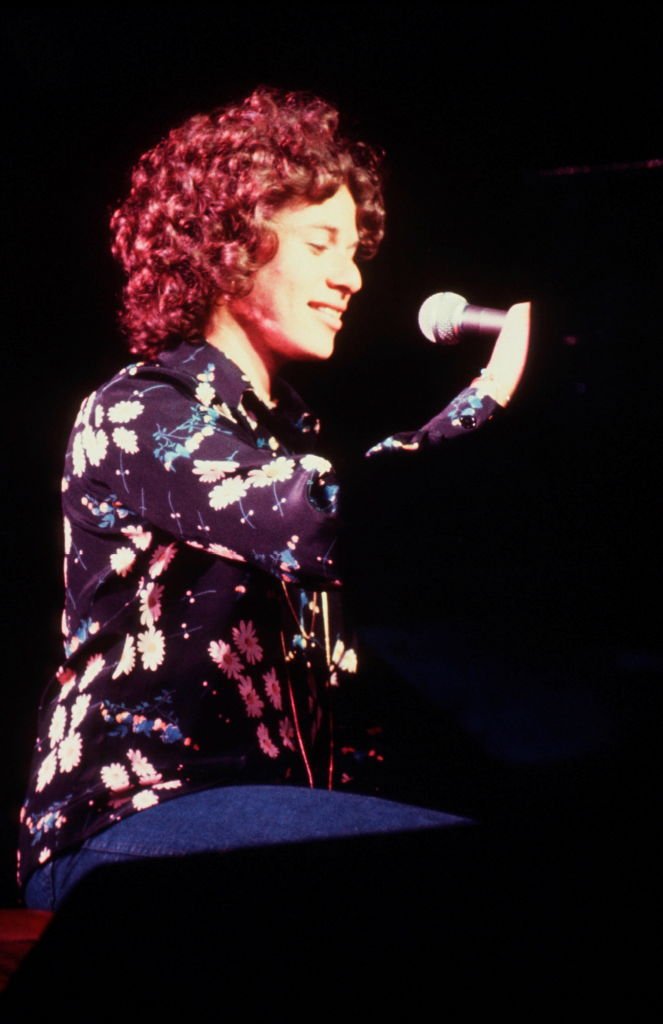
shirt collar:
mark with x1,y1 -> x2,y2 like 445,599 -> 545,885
156,337 -> 319,438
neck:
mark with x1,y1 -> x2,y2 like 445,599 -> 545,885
205,306 -> 277,406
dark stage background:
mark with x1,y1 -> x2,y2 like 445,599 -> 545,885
1,5 -> 660,944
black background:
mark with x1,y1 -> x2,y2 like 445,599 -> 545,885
2,8 -> 661,906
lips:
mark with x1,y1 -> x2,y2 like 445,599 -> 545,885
309,302 -> 345,330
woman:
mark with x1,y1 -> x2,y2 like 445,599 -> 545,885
19,87 -> 529,911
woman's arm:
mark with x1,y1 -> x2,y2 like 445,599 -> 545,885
469,301 -> 531,408
366,301 -> 531,454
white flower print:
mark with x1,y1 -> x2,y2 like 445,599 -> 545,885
48,705 -> 67,747
247,457 -> 295,488
63,516 -> 72,555
79,653 -> 105,691
193,459 -> 240,483
59,731 -> 83,773
127,749 -> 161,784
300,454 -> 332,474
208,640 -> 243,679
112,427 -> 139,454
100,763 -> 131,792
94,405 -> 105,427
112,634 -> 136,679
257,723 -> 279,759
184,432 -> 204,453
75,391 -> 95,429
107,400 -> 144,423
262,669 -> 282,710
36,750 -> 58,792
72,431 -> 86,477
213,401 -> 237,423
195,381 -> 215,406
331,638 -> 344,665
137,627 -> 166,671
121,524 -> 152,550
339,648 -> 358,674
70,694 -> 91,730
329,638 -> 358,674
149,543 -> 177,578
110,546 -> 136,577
139,582 -> 164,626
209,477 -> 248,510
57,679 -> 76,703
279,717 -> 296,751
153,780 -> 183,791
206,542 -> 246,562
132,790 -> 159,811
38,849 -> 52,865
232,620 -> 263,664
82,425 -> 108,466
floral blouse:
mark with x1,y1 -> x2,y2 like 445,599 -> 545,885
18,338 -> 498,887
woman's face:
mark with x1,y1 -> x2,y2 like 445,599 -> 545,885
227,186 -> 362,369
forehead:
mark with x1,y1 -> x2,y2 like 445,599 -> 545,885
272,186 -> 359,237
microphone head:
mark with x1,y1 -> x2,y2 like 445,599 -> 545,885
418,291 -> 469,345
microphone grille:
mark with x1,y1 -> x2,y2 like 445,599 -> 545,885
418,291 -> 468,344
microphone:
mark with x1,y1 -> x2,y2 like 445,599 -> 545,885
418,291 -> 507,345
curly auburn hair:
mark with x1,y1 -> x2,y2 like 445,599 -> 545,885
110,87 -> 385,357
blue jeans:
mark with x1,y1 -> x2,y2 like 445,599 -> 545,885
25,784 -> 469,911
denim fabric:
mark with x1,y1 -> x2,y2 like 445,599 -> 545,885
25,784 -> 469,910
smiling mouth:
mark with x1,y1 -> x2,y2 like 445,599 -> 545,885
309,302 -> 345,329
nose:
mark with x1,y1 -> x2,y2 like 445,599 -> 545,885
327,253 -> 362,297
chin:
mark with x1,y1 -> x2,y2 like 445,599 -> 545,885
295,339 -> 336,363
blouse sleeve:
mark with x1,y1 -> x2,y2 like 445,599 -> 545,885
365,385 -> 500,457
64,365 -> 341,587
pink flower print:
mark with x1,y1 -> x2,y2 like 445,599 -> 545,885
208,640 -> 244,679
139,582 -> 164,626
149,542 -> 177,579
56,666 -> 76,688
262,668 -> 282,710
238,680 -> 264,719
237,676 -> 253,697
279,717 -> 296,751
232,620 -> 263,664
257,723 -> 279,759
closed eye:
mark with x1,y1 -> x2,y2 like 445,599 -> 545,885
308,243 -> 327,254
